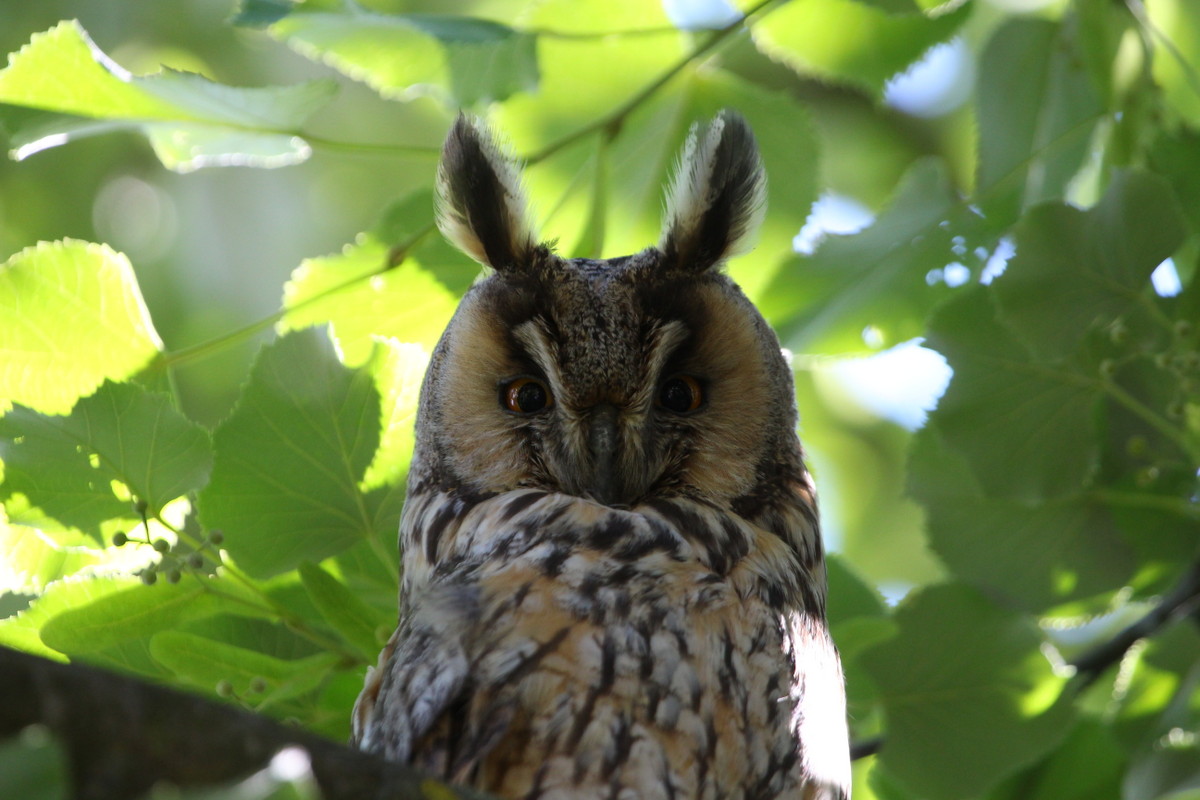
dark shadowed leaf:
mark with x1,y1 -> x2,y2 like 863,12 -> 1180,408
993,171 -> 1186,361
976,18 -> 1101,225
861,583 -> 1075,799
763,158 -> 960,353
909,426 -> 1134,612
925,286 -> 1103,501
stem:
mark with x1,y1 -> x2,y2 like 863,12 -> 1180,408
154,514 -> 364,662
1101,378 -> 1198,460
523,0 -> 781,165
1092,488 -> 1200,520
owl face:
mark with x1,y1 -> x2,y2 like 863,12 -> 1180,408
416,113 -> 804,514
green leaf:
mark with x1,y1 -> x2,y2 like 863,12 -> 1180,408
198,329 -> 392,578
976,18 -> 1102,224
909,426 -> 1135,612
298,561 -> 387,659
279,193 -> 463,365
361,339 -> 426,491
925,286 -> 1103,501
251,9 -> 538,106
0,496 -> 157,594
149,630 -> 339,703
993,171 -> 1186,362
860,583 -> 1075,800
762,158 -> 959,353
826,552 -> 887,625
751,0 -> 969,97
0,728 -> 67,800
0,576 -> 133,660
0,240 -> 161,415
0,21 -> 336,170
1145,0 -> 1200,128
0,382 -> 212,537
38,580 -> 227,655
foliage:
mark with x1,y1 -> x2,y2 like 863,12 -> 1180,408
1,1 -> 1199,798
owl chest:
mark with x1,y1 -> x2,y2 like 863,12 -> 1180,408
426,556 -> 805,799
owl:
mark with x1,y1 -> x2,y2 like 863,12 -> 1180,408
352,111 -> 851,800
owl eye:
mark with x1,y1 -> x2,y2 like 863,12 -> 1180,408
658,375 -> 704,414
501,377 -> 554,414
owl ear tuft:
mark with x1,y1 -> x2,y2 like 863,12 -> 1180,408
659,111 -> 767,273
436,115 -> 538,272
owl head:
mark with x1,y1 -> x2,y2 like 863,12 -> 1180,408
413,112 -> 809,524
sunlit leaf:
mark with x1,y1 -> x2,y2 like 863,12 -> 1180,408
0,240 -> 161,416
0,21 -> 335,170
279,193 -> 464,366
38,580 -> 232,655
198,329 -> 397,578
361,339 -> 426,491
861,583 -> 1075,799
752,0 -> 969,96
247,8 -> 538,106
0,382 -> 212,538
1145,0 -> 1200,127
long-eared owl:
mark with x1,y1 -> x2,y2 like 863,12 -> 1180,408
353,111 -> 851,800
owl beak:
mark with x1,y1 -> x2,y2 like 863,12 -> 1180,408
586,404 -> 623,506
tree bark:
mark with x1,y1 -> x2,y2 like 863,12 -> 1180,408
0,645 -> 488,800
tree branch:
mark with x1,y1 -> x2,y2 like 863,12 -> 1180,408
1070,558 -> 1200,688
0,646 -> 489,800
849,558 -> 1200,761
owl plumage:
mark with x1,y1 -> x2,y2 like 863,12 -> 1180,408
353,112 -> 851,800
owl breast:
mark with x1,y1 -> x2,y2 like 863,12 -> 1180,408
356,490 -> 842,800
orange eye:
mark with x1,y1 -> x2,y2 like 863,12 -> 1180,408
501,377 -> 554,414
658,375 -> 704,413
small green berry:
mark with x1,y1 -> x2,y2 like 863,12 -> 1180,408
188,553 -> 205,570
153,539 -> 170,554
1109,322 -> 1127,345
1154,352 -> 1171,369
215,680 -> 234,698
166,569 -> 182,584
134,498 -> 148,515
112,532 -> 129,547
209,530 -> 225,546
1099,359 -> 1116,379
249,677 -> 268,694
141,570 -> 157,586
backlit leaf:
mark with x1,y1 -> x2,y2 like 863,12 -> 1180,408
0,240 -> 161,415
0,382 -> 212,537
198,329 -> 397,578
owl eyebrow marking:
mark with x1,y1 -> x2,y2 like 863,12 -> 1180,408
643,320 -> 691,386
511,318 -> 562,393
